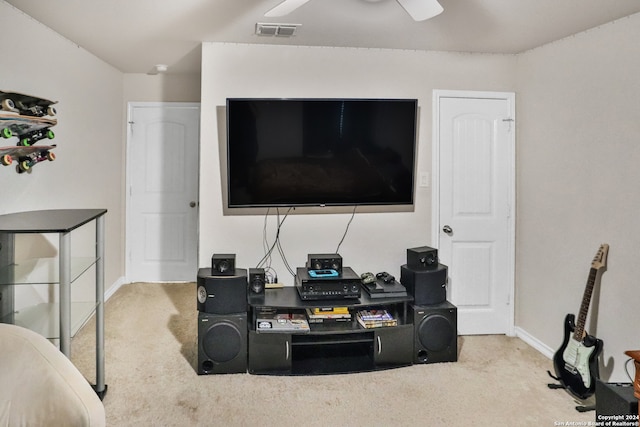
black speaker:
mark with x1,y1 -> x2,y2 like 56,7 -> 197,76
249,268 -> 266,296
595,380 -> 638,418
407,246 -> 439,270
197,311 -> 247,375
197,268 -> 247,314
412,301 -> 457,364
307,253 -> 342,273
400,264 -> 447,305
211,253 -> 235,276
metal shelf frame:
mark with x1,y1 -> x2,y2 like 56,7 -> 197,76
0,209 -> 107,397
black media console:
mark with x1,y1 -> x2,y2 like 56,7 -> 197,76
247,287 -> 414,375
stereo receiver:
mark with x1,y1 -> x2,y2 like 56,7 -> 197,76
295,267 -> 361,301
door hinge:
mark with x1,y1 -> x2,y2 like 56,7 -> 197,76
502,117 -> 514,132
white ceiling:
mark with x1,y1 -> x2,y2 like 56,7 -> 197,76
5,0 -> 640,75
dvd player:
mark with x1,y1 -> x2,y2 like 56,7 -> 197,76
295,267 -> 361,300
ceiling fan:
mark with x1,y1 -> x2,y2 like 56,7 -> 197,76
265,0 -> 444,22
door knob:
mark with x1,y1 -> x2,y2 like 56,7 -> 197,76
442,225 -> 453,235
189,201 -> 197,208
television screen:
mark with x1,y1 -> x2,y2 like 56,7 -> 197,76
226,98 -> 417,209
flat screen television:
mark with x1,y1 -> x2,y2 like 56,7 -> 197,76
226,98 -> 418,209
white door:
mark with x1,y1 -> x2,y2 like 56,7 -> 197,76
433,91 -> 515,335
126,103 -> 200,282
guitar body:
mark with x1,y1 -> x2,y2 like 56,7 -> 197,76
553,313 -> 603,400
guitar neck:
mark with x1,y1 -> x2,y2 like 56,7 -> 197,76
573,267 -> 597,341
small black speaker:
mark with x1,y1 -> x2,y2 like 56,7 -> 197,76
197,268 -> 247,314
211,253 -> 235,276
197,311 -> 247,375
249,268 -> 266,296
400,264 -> 447,305
307,253 -> 342,273
407,246 -> 439,270
412,301 -> 457,364
595,381 -> 638,418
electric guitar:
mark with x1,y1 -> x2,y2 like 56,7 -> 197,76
552,243 -> 608,400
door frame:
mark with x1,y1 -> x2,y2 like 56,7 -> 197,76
125,101 -> 201,283
431,90 -> 516,336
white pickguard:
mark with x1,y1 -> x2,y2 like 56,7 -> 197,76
562,337 -> 596,388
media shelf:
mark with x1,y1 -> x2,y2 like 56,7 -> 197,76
247,287 -> 414,375
0,209 -> 107,398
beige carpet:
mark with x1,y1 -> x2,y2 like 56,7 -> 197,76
72,282 -> 595,426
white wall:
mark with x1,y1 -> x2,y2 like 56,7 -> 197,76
515,13 -> 640,382
199,42 -> 516,284
123,74 -> 201,103
0,2 -> 124,294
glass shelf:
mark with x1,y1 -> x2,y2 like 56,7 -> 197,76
0,209 -> 107,395
0,257 -> 99,285
1,301 -> 98,340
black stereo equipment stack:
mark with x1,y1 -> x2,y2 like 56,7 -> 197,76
197,254 -> 248,375
296,253 -> 361,300
401,246 -> 458,364
196,248 -> 460,376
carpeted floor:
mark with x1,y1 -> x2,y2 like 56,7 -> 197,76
72,282 -> 596,426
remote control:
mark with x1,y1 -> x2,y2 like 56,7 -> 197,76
308,269 -> 339,278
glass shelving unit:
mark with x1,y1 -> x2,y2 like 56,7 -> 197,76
0,209 -> 107,398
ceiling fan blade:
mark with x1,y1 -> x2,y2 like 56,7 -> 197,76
264,0 -> 312,17
396,0 -> 443,21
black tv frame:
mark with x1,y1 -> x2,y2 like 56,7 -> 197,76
224,97 -> 419,214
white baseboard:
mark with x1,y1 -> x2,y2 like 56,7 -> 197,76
514,326 -> 555,360
104,276 -> 126,302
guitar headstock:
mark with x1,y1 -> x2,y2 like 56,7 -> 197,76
591,244 -> 609,271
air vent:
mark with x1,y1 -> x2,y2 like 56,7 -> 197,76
256,24 -> 278,36
276,25 -> 297,37
255,23 -> 301,37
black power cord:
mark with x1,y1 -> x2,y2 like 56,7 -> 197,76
256,207 -> 294,278
335,205 -> 357,254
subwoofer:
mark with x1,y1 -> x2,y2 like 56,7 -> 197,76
412,301 -> 457,364
400,264 -> 447,305
197,268 -> 247,314
197,312 -> 247,375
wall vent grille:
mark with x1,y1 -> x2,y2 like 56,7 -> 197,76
255,23 -> 301,37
